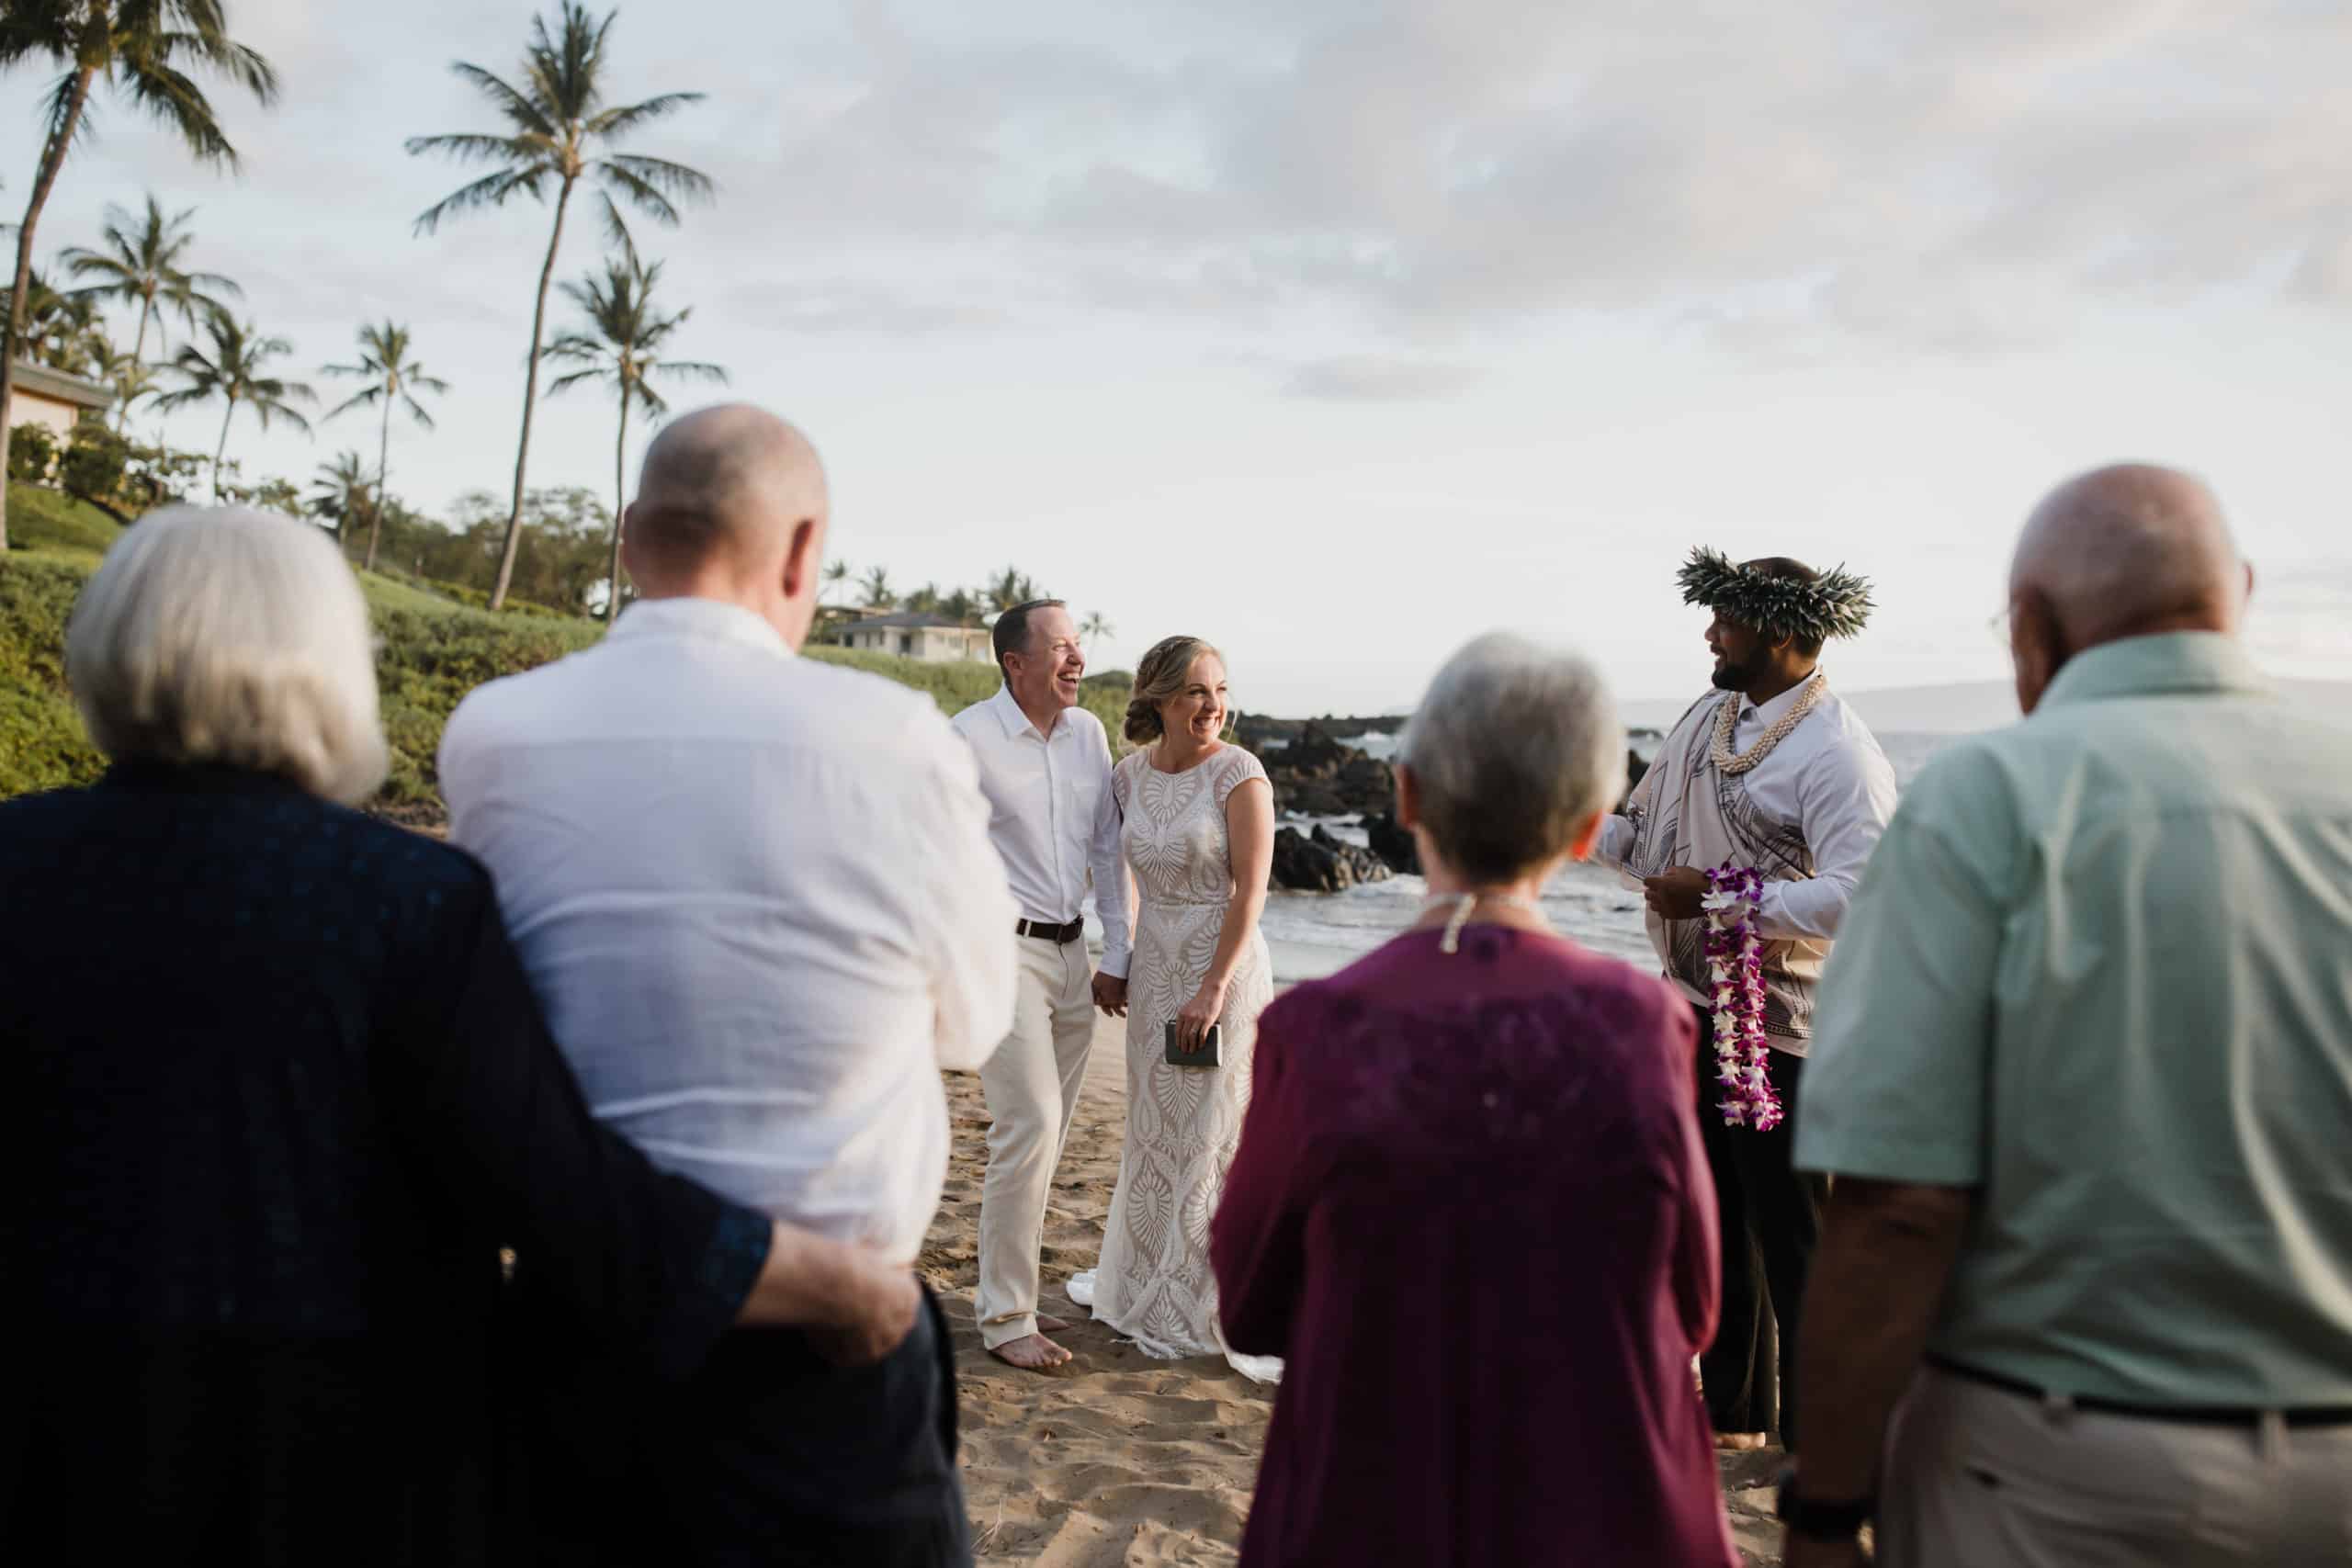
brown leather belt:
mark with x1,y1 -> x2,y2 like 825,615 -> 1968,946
1015,917 -> 1085,944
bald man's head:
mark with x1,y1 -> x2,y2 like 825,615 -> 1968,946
620,404 -> 831,644
2006,463 -> 2251,712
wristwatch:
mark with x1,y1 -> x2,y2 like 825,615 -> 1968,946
1773,1466 -> 1872,1542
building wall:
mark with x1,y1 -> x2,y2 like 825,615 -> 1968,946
842,625 -> 992,663
5,388 -> 84,442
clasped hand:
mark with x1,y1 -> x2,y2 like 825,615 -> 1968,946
1091,971 -> 1128,1017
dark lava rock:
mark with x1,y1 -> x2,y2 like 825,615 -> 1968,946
1268,824 -> 1396,893
1281,723 -> 1351,776
1360,811 -> 1420,875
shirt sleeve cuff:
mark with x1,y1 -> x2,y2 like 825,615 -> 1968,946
1096,949 -> 1130,980
1752,881 -> 1821,942
647,1198 -> 772,1382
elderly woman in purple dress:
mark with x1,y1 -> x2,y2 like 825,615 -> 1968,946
1211,632 -> 1739,1568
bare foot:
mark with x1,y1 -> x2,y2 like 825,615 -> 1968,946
1037,1314 -> 1074,1335
1713,1431 -> 1770,1451
988,1333 -> 1072,1371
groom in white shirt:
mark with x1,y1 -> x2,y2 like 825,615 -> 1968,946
1596,551 -> 1898,1455
950,599 -> 1133,1371
440,405 -> 1015,1565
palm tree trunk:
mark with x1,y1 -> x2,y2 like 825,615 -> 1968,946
366,392 -> 392,572
604,391 -> 629,626
120,296 -> 157,435
213,398 -> 237,502
488,177 -> 576,611
0,65 -> 97,553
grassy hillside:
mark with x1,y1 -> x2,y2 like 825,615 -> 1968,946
1,486 -> 1126,813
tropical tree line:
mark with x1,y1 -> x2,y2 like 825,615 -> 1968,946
0,0 -> 725,627
821,560 -> 1115,650
0,2 -> 1117,648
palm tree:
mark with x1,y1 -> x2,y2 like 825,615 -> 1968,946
152,312 -> 314,500
322,321 -> 448,571
94,345 -> 157,430
903,582 -> 942,615
1080,611 -> 1114,652
985,565 -> 1045,612
0,0 -> 277,552
406,1 -> 711,610
60,195 -> 241,390
860,565 -> 896,610
543,237 -> 725,624
307,449 -> 372,545
822,558 -> 852,606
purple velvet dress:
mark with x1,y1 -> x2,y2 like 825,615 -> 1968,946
1210,924 -> 1738,1568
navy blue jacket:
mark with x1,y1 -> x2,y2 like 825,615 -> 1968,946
0,764 -> 770,1565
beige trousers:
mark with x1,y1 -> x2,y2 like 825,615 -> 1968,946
1881,1365 -> 2352,1568
972,937 -> 1096,1349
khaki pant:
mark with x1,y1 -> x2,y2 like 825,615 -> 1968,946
1881,1365 -> 2352,1567
972,937 -> 1096,1349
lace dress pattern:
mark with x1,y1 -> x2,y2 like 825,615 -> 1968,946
1076,743 -> 1278,1382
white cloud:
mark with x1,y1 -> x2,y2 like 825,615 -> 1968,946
1283,355 -> 1485,401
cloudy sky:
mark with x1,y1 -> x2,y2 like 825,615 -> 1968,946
6,0 -> 2348,714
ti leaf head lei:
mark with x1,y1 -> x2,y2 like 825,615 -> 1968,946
1676,547 -> 1876,642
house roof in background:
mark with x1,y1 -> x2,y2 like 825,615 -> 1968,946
9,360 -> 112,410
850,612 -> 987,631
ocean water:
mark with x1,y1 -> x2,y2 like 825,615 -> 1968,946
1255,730 -> 1954,984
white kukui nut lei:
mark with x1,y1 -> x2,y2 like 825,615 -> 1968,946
1701,864 -> 1783,1131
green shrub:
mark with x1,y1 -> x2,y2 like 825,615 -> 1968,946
2,501 -> 1132,815
0,552 -> 104,795
8,423 -> 57,485
59,423 -> 130,511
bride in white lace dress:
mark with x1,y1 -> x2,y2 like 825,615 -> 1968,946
1068,636 -> 1279,1382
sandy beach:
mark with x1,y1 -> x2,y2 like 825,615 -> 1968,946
921,1010 -> 1791,1566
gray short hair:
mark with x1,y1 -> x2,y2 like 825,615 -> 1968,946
1398,633 -> 1625,884
66,506 -> 389,805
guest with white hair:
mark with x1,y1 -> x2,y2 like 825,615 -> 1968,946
0,506 -> 922,1566
1211,633 -> 1741,1568
1785,465 -> 2352,1567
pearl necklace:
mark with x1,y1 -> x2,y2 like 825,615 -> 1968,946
1420,890 -> 1548,954
1711,673 -> 1827,777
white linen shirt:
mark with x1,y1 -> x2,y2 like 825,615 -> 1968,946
948,685 -> 1133,979
438,596 -> 1017,1260
1600,671 -> 1899,964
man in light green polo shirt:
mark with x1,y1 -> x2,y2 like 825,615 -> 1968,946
1776,464 -> 2352,1568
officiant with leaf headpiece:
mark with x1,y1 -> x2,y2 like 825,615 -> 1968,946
1597,550 -> 1899,1455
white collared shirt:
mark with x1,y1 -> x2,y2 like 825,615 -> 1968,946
1600,671 -> 1899,952
439,596 -> 1017,1260
948,684 -> 1134,979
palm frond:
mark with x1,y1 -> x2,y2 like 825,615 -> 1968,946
596,189 -> 639,260
150,26 -> 281,107
652,359 -> 728,384
40,71 -> 99,160
404,130 -> 540,165
592,163 -> 683,227
399,391 -> 438,429
601,152 -> 715,205
544,366 -> 607,397
323,385 -> 384,420
448,62 -> 557,137
584,90 -> 706,139
118,58 -> 241,167
411,167 -> 546,235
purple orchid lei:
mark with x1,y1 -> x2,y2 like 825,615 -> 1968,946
1702,864 -> 1783,1132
